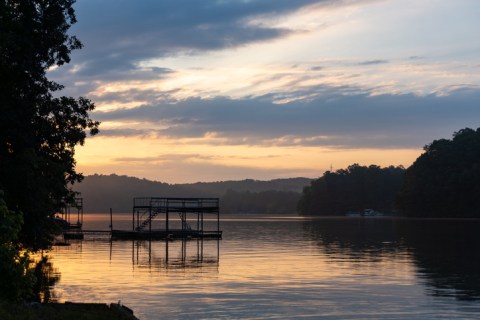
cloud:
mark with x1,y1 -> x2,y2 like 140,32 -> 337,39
93,86 -> 480,149
358,59 -> 389,65
47,0 -> 388,90
408,56 -> 425,60
57,0 -> 352,80
72,0 -> 356,51
113,154 -> 214,163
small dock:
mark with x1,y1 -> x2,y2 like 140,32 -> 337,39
58,197 -> 85,240
118,197 -> 221,240
61,197 -> 222,241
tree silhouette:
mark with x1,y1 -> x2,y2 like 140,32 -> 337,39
221,189 -> 301,214
0,0 -> 99,249
397,128 -> 480,217
298,164 -> 405,215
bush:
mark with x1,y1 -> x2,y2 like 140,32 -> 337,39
0,195 -> 35,302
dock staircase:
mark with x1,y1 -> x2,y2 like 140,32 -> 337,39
111,197 -> 221,240
135,209 -> 191,231
133,198 -> 215,232
135,210 -> 159,231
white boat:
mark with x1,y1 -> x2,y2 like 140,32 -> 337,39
363,209 -> 384,217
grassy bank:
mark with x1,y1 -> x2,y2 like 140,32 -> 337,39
0,301 -> 139,320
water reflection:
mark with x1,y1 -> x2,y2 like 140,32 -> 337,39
398,219 -> 480,300
303,217 -> 480,301
47,215 -> 480,319
303,218 -> 402,261
58,236 -> 220,271
32,256 -> 61,303
127,239 -> 220,270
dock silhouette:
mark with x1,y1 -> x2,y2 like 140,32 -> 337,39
60,197 -> 222,241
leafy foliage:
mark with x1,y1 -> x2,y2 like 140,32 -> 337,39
32,256 -> 61,303
298,164 -> 405,215
0,194 -> 61,303
397,128 -> 480,217
0,196 -> 35,302
0,0 -> 99,249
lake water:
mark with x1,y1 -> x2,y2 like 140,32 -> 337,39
46,214 -> 480,319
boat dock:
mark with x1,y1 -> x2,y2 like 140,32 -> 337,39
61,197 -> 222,241
58,197 -> 85,239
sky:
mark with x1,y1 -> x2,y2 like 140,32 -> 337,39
49,0 -> 480,183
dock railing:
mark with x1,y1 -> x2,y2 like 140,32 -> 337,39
128,197 -> 221,240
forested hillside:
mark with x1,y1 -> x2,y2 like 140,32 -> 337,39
298,164 -> 405,215
298,128 -> 480,217
397,128 -> 480,217
74,174 -> 310,213
221,190 -> 301,214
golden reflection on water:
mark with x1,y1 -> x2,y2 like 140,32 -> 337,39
45,215 -> 480,320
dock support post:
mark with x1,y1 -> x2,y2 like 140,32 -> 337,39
149,206 -> 152,235
166,207 -> 169,235
182,201 -> 185,233
165,239 -> 169,263
132,199 -> 135,231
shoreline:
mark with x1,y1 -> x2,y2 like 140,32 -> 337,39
0,301 -> 140,320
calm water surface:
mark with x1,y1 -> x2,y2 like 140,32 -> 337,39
46,214 -> 480,319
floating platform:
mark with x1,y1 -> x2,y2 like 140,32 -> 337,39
111,229 -> 222,240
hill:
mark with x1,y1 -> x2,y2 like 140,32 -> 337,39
74,174 -> 311,213
298,164 -> 405,216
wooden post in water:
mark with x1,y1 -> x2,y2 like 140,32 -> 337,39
132,199 -> 135,231
149,206 -> 152,235
137,210 -> 139,231
166,200 -> 169,235
110,208 -> 113,231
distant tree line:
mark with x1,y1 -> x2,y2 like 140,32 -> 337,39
299,128 -> 480,218
74,174 -> 310,213
221,189 -> 301,214
298,164 -> 405,215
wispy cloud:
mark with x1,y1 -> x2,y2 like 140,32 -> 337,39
93,87 -> 480,149
61,0 -> 351,80
358,59 -> 389,65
